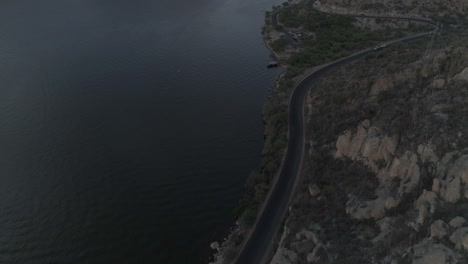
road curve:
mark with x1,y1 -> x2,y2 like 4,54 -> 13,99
233,8 -> 438,264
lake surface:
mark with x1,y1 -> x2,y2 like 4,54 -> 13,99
0,0 -> 282,263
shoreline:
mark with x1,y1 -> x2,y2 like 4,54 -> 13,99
209,1 -> 439,263
209,11 -> 289,264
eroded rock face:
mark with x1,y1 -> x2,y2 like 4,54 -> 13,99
346,195 -> 397,220
450,228 -> 468,251
431,79 -> 446,89
270,248 -> 298,264
453,67 -> 468,82
449,217 -> 467,229
387,151 -> 420,194
415,190 -> 438,226
270,227 -> 298,264
306,246 -> 329,264
338,120 -> 424,219
267,40 -> 468,264
338,120 -> 468,223
336,119 -> 398,173
440,155 -> 468,202
271,225 -> 330,264
413,239 -> 461,264
431,220 -> 449,240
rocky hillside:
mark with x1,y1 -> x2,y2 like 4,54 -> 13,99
270,37 -> 468,263
313,0 -> 467,22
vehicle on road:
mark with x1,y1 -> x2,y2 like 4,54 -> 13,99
373,44 -> 387,51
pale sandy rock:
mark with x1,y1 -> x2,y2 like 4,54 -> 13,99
354,17 -> 411,31
448,155 -> 468,184
413,240 -> 460,264
378,217 -> 394,233
335,130 -> 354,158
271,227 -> 298,264
336,120 -> 398,172
336,122 -> 369,160
338,124 -> 426,220
441,175 -> 461,202
430,220 -> 449,240
306,245 -> 330,264
450,227 -> 468,251
346,196 -> 399,220
415,190 -> 438,225
449,217 -> 467,229
270,248 -> 298,264
432,178 -> 441,194
431,79 -> 446,89
434,151 -> 459,180
370,75 -> 392,96
453,67 -> 468,82
441,151 -> 460,168
385,196 -> 398,209
372,217 -> 396,243
417,144 -> 439,164
389,152 -> 420,194
295,229 -> 319,244
308,184 -> 321,197
210,241 -> 220,250
433,112 -> 449,121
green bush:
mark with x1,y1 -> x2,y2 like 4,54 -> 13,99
223,248 -> 238,260
240,207 -> 258,227
271,38 -> 288,52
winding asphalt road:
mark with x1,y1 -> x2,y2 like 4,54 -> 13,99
233,5 -> 438,264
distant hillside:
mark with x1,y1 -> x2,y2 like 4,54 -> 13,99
314,0 -> 467,22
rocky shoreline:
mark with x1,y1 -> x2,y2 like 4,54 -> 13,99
271,45 -> 468,264
209,1 -> 467,263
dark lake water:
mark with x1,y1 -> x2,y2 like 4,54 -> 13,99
0,0 -> 282,263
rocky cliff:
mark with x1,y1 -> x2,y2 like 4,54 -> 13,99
270,40 -> 468,263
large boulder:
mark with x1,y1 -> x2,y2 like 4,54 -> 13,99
210,241 -> 220,251
440,155 -> 468,202
449,217 -> 467,229
388,152 -> 421,194
415,190 -> 438,225
430,220 -> 449,240
450,227 -> 468,251
430,79 -> 446,89
453,67 -> 468,82
413,240 -> 461,264
306,245 -> 330,264
308,184 -> 321,197
441,175 -> 462,202
346,196 -> 398,220
336,120 -> 398,172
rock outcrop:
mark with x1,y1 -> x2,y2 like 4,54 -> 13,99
269,42 -> 467,264
413,239 -> 462,264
